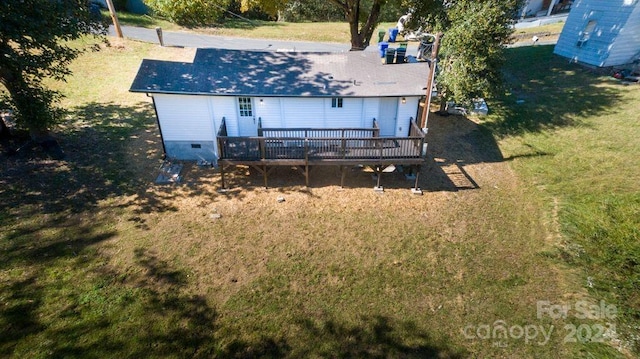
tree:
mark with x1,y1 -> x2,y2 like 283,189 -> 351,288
0,0 -> 106,142
405,0 -> 521,107
144,0 -> 232,27
241,0 -> 387,50
329,0 -> 386,50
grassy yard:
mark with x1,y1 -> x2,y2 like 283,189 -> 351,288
0,37 -> 636,358
485,44 -> 640,355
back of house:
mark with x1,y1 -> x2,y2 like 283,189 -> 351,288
130,49 -> 430,165
554,0 -> 640,67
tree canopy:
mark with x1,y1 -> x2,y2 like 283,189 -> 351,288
405,0 -> 521,105
144,0 -> 232,27
0,0 -> 106,139
241,0 -> 388,50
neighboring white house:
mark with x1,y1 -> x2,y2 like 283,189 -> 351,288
554,0 -> 640,67
91,0 -> 148,14
520,0 -> 573,18
129,48 -> 430,164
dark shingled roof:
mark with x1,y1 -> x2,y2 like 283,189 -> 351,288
129,48 -> 430,97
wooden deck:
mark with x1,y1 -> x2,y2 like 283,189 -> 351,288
216,118 -> 427,190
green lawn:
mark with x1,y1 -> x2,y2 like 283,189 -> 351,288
485,44 -> 640,355
0,37 -> 636,358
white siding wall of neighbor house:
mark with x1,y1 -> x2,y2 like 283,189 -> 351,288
153,94 -> 217,161
521,0 -> 546,17
554,0 -> 640,66
605,2 -> 640,66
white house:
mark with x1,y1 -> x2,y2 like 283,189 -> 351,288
553,0 -> 640,67
521,0 -> 573,18
130,48 -> 430,165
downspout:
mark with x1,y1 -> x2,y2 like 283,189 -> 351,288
148,94 -> 167,158
547,0 -> 559,16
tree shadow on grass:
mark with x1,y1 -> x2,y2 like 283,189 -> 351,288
485,45 -> 624,137
419,112 -> 505,192
420,45 -> 626,192
1,100 -> 467,357
294,315 -> 466,358
0,101 -> 182,216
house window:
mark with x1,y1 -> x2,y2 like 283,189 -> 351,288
238,97 -> 253,117
577,20 -> 597,47
331,97 -> 343,108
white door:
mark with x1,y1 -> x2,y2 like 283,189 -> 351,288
378,98 -> 398,137
237,97 -> 257,136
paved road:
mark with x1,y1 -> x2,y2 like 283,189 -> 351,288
110,25 -> 554,53
111,25 -> 371,52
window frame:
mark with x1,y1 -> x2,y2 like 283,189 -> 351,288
238,97 -> 253,117
331,97 -> 344,108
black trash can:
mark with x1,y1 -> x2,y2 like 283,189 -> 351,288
385,48 -> 396,64
396,48 -> 407,64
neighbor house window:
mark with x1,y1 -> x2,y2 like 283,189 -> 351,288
238,97 -> 253,117
331,98 -> 343,108
577,20 -> 597,47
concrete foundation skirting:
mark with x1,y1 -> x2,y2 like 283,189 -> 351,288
164,140 -> 217,164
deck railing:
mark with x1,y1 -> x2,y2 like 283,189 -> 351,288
217,118 -> 426,163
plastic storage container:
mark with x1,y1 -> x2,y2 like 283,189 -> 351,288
395,48 -> 406,63
388,28 -> 399,42
378,42 -> 389,58
385,48 -> 396,64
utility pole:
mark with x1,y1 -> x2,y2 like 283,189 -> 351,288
105,0 -> 123,38
420,32 -> 443,130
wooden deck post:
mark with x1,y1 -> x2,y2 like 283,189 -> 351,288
260,138 -> 266,160
374,165 -> 384,192
220,163 -> 227,189
305,139 -> 310,187
411,165 -> 423,195
340,165 -> 346,188
263,164 -> 268,189
305,166 -> 309,187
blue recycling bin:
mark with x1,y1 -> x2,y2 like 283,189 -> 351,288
388,27 -> 399,43
378,42 -> 389,58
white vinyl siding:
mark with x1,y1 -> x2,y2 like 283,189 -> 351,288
554,0 -> 640,66
397,96 -> 420,136
325,98 -> 363,128
605,2 -> 640,66
154,94 -> 213,141
363,98 -> 380,127
255,98 -> 283,128
210,97 -> 238,135
282,98 -> 324,128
